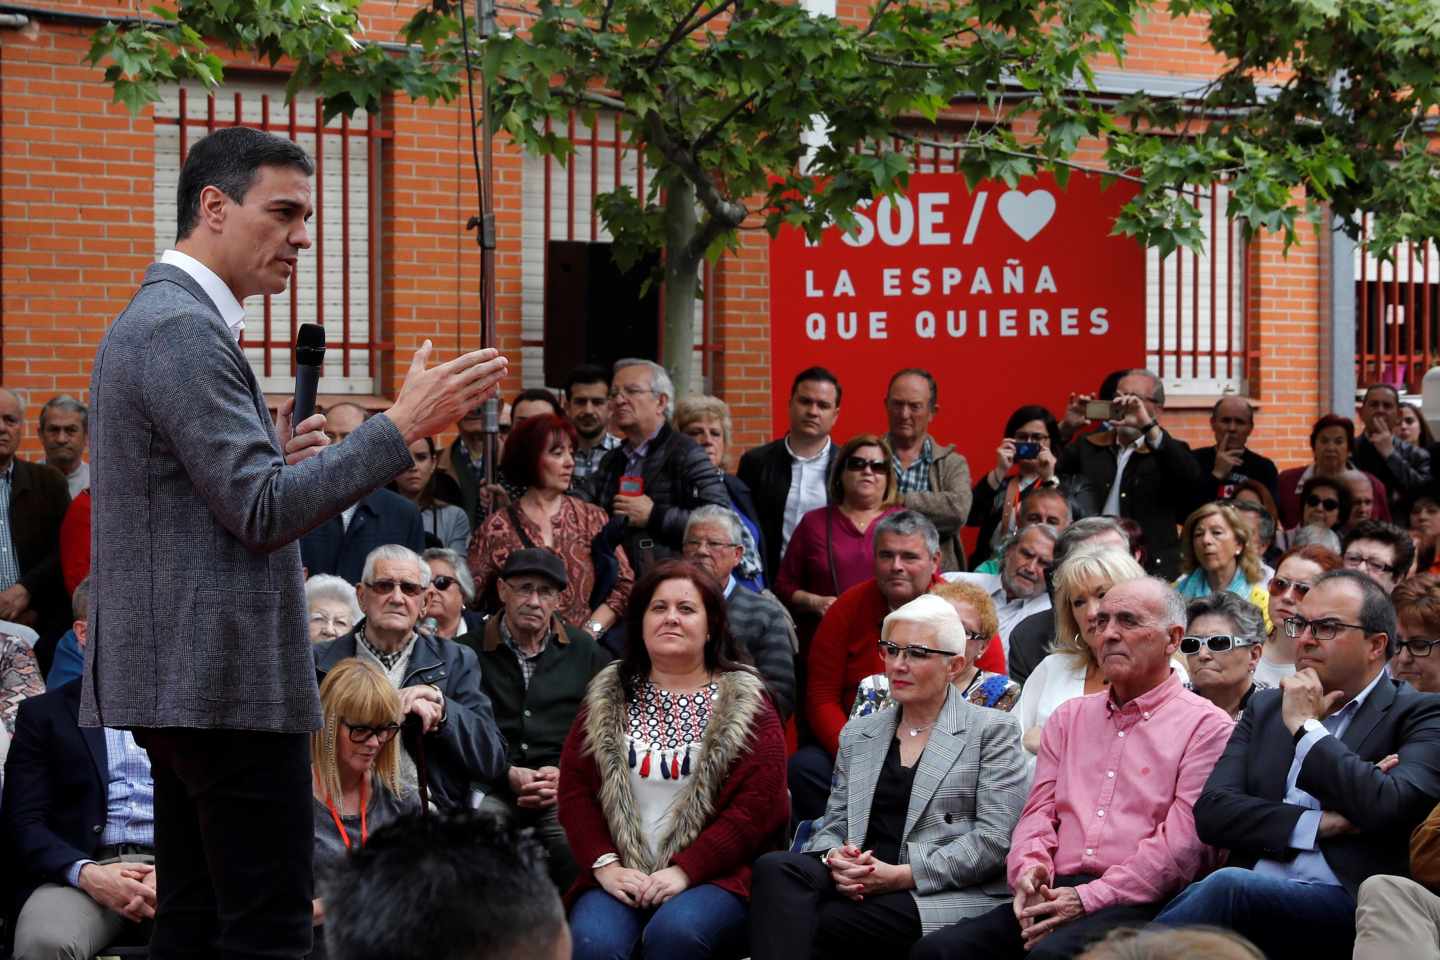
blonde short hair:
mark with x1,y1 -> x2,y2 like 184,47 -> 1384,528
1180,502 -> 1262,585
882,593 -> 966,654
674,395 -> 733,446
312,658 -> 405,803
930,580 -> 999,653
1051,546 -> 1146,666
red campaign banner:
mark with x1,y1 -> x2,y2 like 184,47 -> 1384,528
768,171 -> 1146,482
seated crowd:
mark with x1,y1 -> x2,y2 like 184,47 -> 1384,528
7,365 -> 1440,960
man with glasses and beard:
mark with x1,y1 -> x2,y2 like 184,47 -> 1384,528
1155,570 -> 1440,958
315,545 -> 507,813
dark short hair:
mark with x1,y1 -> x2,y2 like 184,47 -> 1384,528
1019,485 -> 1071,525
508,387 -> 562,416
791,366 -> 842,407
1300,475 -> 1352,531
564,364 -> 610,396
886,368 -> 937,409
1342,520 -> 1416,579
323,811 -> 564,960
1362,383 -> 1401,407
619,560 -> 755,702
1003,404 -> 1062,449
176,127 -> 313,241
1313,568 -> 1398,656
500,414 -> 580,489
1309,414 -> 1356,453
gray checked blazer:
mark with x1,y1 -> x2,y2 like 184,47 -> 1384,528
802,684 -> 1030,934
80,263 -> 415,733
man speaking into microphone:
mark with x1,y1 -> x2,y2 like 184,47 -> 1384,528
81,126 -> 508,959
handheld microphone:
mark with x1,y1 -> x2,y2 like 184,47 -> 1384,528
292,323 -> 326,440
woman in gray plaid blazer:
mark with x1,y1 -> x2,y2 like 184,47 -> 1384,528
749,594 -> 1030,958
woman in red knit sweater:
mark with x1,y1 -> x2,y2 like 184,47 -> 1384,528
559,559 -> 788,960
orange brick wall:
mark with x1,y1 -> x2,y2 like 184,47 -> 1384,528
2,0 -> 1333,477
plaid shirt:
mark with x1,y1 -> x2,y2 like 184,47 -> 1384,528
500,615 -> 550,690
572,433 -> 621,485
892,435 -> 935,494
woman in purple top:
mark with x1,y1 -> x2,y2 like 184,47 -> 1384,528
776,433 -> 903,643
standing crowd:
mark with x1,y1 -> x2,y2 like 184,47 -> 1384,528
5,352 -> 1440,960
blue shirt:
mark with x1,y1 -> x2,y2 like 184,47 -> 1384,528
1253,669 -> 1387,888
45,629 -> 84,689
0,460 -> 17,592
66,728 -> 155,886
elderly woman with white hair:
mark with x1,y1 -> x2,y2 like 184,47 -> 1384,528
306,574 -> 362,644
749,594 -> 1030,959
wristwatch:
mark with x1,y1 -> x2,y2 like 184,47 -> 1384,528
1293,718 -> 1325,745
585,619 -> 605,637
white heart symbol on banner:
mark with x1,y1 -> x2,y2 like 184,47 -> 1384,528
997,189 -> 1057,241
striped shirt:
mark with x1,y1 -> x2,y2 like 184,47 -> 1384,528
66,728 -> 155,886
0,461 -> 18,592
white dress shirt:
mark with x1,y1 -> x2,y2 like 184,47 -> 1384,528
160,249 -> 247,341
781,436 -> 832,553
943,570 -> 1052,658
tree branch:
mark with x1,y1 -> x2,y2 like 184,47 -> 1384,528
648,0 -> 734,71
890,131 -> 1149,185
579,90 -> 633,113
860,0 -> 895,39
694,90 -> 761,152
642,110 -> 748,252
599,0 -> 617,32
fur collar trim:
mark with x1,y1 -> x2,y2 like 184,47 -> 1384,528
581,663 -> 767,873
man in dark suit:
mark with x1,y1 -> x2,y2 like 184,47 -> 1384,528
1056,369 -> 1201,579
83,126 -> 508,958
736,366 -> 841,580
1191,395 -> 1280,506
3,678 -> 156,959
1155,569 -> 1440,958
0,388 -> 71,672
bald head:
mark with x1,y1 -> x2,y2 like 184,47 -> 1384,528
1096,577 -> 1186,702
1211,395 -> 1254,450
324,402 -> 369,444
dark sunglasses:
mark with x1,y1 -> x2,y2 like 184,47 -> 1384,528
1304,494 -> 1340,511
1180,634 -> 1259,655
431,575 -> 459,592
1267,575 -> 1312,599
845,456 -> 889,474
877,639 -> 956,661
342,720 -> 401,744
366,578 -> 425,597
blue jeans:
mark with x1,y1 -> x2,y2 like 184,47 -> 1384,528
1154,867 -> 1356,959
570,884 -> 748,960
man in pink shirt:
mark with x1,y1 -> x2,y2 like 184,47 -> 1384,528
910,577 -> 1234,959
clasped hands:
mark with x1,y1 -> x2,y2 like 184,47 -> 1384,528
1012,866 -> 1084,949
508,765 -> 559,809
824,844 -> 910,901
596,862 -> 690,908
79,861 -> 157,923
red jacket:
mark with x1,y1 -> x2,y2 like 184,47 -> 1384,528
804,577 -> 1006,756
558,665 -> 788,904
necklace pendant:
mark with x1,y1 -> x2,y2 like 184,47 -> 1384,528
907,727 -> 918,737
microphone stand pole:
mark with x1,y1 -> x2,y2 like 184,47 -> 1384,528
463,0 -> 500,487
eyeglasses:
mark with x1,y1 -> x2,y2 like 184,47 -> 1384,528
1283,615 -> 1368,641
683,537 -> 738,553
1304,495 -> 1340,511
608,384 -> 654,400
1399,637 -> 1440,658
342,720 -> 401,744
1012,433 -> 1050,445
1180,634 -> 1260,655
309,612 -> 353,632
877,639 -> 958,662
845,456 -> 889,474
1267,575 -> 1312,599
507,582 -> 560,600
365,578 -> 425,598
431,575 -> 459,592
1344,553 -> 1396,576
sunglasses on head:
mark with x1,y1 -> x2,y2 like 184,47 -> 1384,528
845,456 -> 888,474
1180,634 -> 1259,655
1304,494 -> 1340,511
